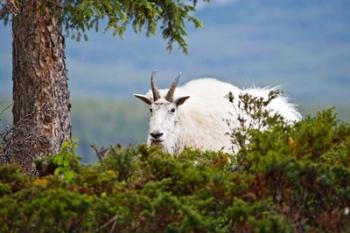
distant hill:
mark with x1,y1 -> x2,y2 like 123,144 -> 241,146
1,98 -> 349,163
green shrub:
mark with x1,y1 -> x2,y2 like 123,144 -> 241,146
0,108 -> 349,232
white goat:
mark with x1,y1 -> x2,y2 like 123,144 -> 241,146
134,73 -> 301,154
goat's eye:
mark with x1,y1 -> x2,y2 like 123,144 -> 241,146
149,108 -> 153,113
171,108 -> 176,113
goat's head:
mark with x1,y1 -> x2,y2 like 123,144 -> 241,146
133,72 -> 190,153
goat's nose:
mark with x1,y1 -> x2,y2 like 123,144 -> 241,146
150,131 -> 163,139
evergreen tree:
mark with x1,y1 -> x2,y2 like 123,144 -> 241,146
0,0 -> 207,174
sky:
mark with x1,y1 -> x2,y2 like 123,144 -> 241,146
1,0 -> 350,106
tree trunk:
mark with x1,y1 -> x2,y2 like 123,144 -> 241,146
10,0 -> 71,174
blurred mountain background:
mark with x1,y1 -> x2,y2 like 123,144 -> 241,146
1,0 -> 349,162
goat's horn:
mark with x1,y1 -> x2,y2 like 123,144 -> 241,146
150,71 -> 160,101
165,72 -> 181,102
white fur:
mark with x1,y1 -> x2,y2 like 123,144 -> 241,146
137,78 -> 301,154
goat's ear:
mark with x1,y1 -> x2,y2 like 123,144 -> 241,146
133,94 -> 152,105
175,96 -> 190,106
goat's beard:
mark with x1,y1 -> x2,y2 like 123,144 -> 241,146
147,137 -> 176,154
150,140 -> 163,147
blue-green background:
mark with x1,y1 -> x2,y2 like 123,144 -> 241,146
1,0 -> 349,162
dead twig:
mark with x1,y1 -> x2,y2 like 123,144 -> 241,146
0,103 -> 12,117
0,0 -> 20,15
91,144 -> 110,161
97,215 -> 118,233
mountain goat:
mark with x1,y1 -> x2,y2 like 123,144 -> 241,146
134,72 -> 301,154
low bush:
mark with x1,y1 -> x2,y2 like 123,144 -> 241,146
0,109 -> 349,232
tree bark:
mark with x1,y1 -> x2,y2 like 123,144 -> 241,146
10,0 -> 71,174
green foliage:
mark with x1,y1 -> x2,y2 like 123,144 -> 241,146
36,140 -> 81,182
0,108 -> 350,232
51,140 -> 81,182
1,0 -> 209,53
226,90 -> 284,153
